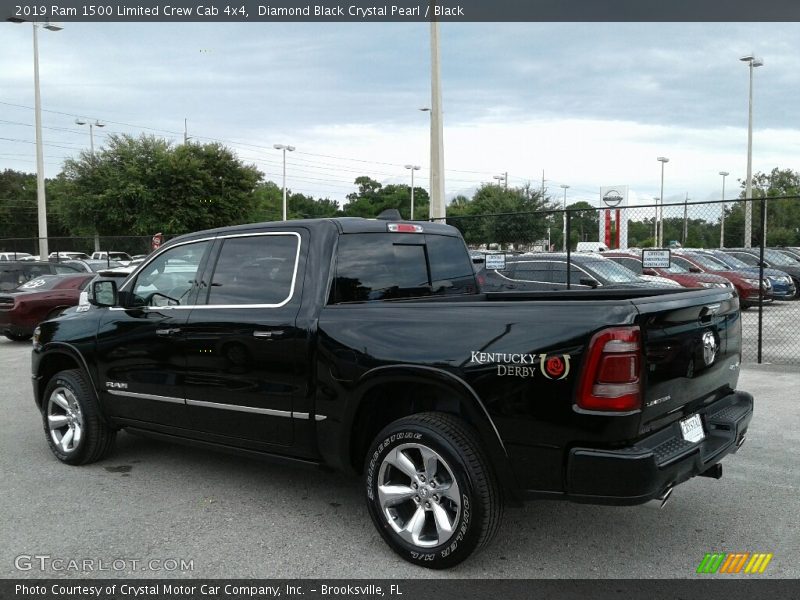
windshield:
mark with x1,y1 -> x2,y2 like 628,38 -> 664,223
685,253 -> 729,271
764,249 -> 799,266
712,252 -> 750,269
583,259 -> 641,283
661,261 -> 688,274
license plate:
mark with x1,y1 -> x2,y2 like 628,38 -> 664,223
680,414 -> 705,443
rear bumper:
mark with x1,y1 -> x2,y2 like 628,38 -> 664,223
562,390 -> 753,505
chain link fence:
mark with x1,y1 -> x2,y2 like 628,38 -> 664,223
0,234 -> 171,259
3,197 -> 800,364
444,195 -> 800,365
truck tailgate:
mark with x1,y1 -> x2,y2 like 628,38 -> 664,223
633,288 -> 741,435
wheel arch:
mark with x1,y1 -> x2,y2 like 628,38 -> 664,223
35,344 -> 100,411
344,365 -> 521,503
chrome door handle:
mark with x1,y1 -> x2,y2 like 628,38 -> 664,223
156,327 -> 181,336
253,330 -> 284,339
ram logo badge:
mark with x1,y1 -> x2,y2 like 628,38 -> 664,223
702,331 -> 718,366
105,382 -> 128,390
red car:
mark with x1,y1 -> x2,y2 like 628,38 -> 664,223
0,274 -> 94,341
604,251 -> 733,289
671,251 -> 772,309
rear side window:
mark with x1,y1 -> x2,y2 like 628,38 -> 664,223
509,262 -> 551,282
331,233 -> 476,303
614,257 -> 642,274
207,234 -> 299,306
728,252 -> 759,266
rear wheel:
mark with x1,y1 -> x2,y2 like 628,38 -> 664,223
364,412 -> 502,569
42,369 -> 116,465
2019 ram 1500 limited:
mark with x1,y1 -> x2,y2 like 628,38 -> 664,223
31,215 -> 753,569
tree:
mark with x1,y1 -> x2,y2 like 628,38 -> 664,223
0,169 -> 70,249
725,168 -> 800,246
445,182 -> 550,249
53,134 -> 263,236
0,169 -> 38,241
342,176 -> 430,219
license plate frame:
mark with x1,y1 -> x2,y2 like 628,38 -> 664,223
680,413 -> 705,444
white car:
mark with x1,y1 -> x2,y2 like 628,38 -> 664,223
48,251 -> 91,261
0,252 -> 34,261
91,251 -> 133,266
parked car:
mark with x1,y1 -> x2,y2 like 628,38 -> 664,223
774,248 -> 800,263
604,251 -> 732,290
48,251 -> 91,261
477,252 -> 667,292
671,251 -> 771,308
0,274 -> 94,341
693,250 -> 796,301
91,251 -> 133,266
721,248 -> 800,299
62,259 -> 124,273
0,251 -> 33,261
575,241 -> 608,253
0,261 -> 83,292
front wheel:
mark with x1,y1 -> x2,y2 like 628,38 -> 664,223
364,413 -> 502,569
42,369 -> 116,465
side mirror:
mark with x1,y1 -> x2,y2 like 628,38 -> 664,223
642,268 -> 658,276
579,277 -> 599,288
89,279 -> 118,307
689,266 -> 702,273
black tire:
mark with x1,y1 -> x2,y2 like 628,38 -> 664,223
792,278 -> 800,300
4,332 -> 32,341
41,369 -> 116,465
364,412 -> 502,569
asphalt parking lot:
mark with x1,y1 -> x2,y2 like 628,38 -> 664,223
0,338 -> 798,579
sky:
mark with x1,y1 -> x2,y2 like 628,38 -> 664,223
1,21 -> 798,213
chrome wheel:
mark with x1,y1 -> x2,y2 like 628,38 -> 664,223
377,443 -> 461,548
47,386 -> 84,454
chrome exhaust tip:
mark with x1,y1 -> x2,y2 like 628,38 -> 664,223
657,487 -> 673,509
646,487 -> 673,509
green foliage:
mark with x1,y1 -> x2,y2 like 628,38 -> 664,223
446,183 -> 551,249
0,169 -> 37,240
342,176 -> 429,219
0,169 -> 71,244
53,134 -> 262,236
725,168 -> 800,247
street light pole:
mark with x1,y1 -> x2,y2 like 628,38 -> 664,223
75,118 -> 105,157
76,118 -> 106,251
273,144 -> 295,221
560,184 -> 570,252
428,21 -> 446,221
719,171 -> 729,248
653,197 -> 660,246
404,165 -> 421,220
657,157 -> 669,247
741,55 -> 763,248
9,19 -> 63,258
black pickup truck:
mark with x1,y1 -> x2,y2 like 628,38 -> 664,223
31,215 -> 753,568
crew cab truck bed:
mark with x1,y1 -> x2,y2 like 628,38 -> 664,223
31,215 -> 753,569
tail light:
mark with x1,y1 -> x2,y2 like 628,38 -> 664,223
577,326 -> 642,412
